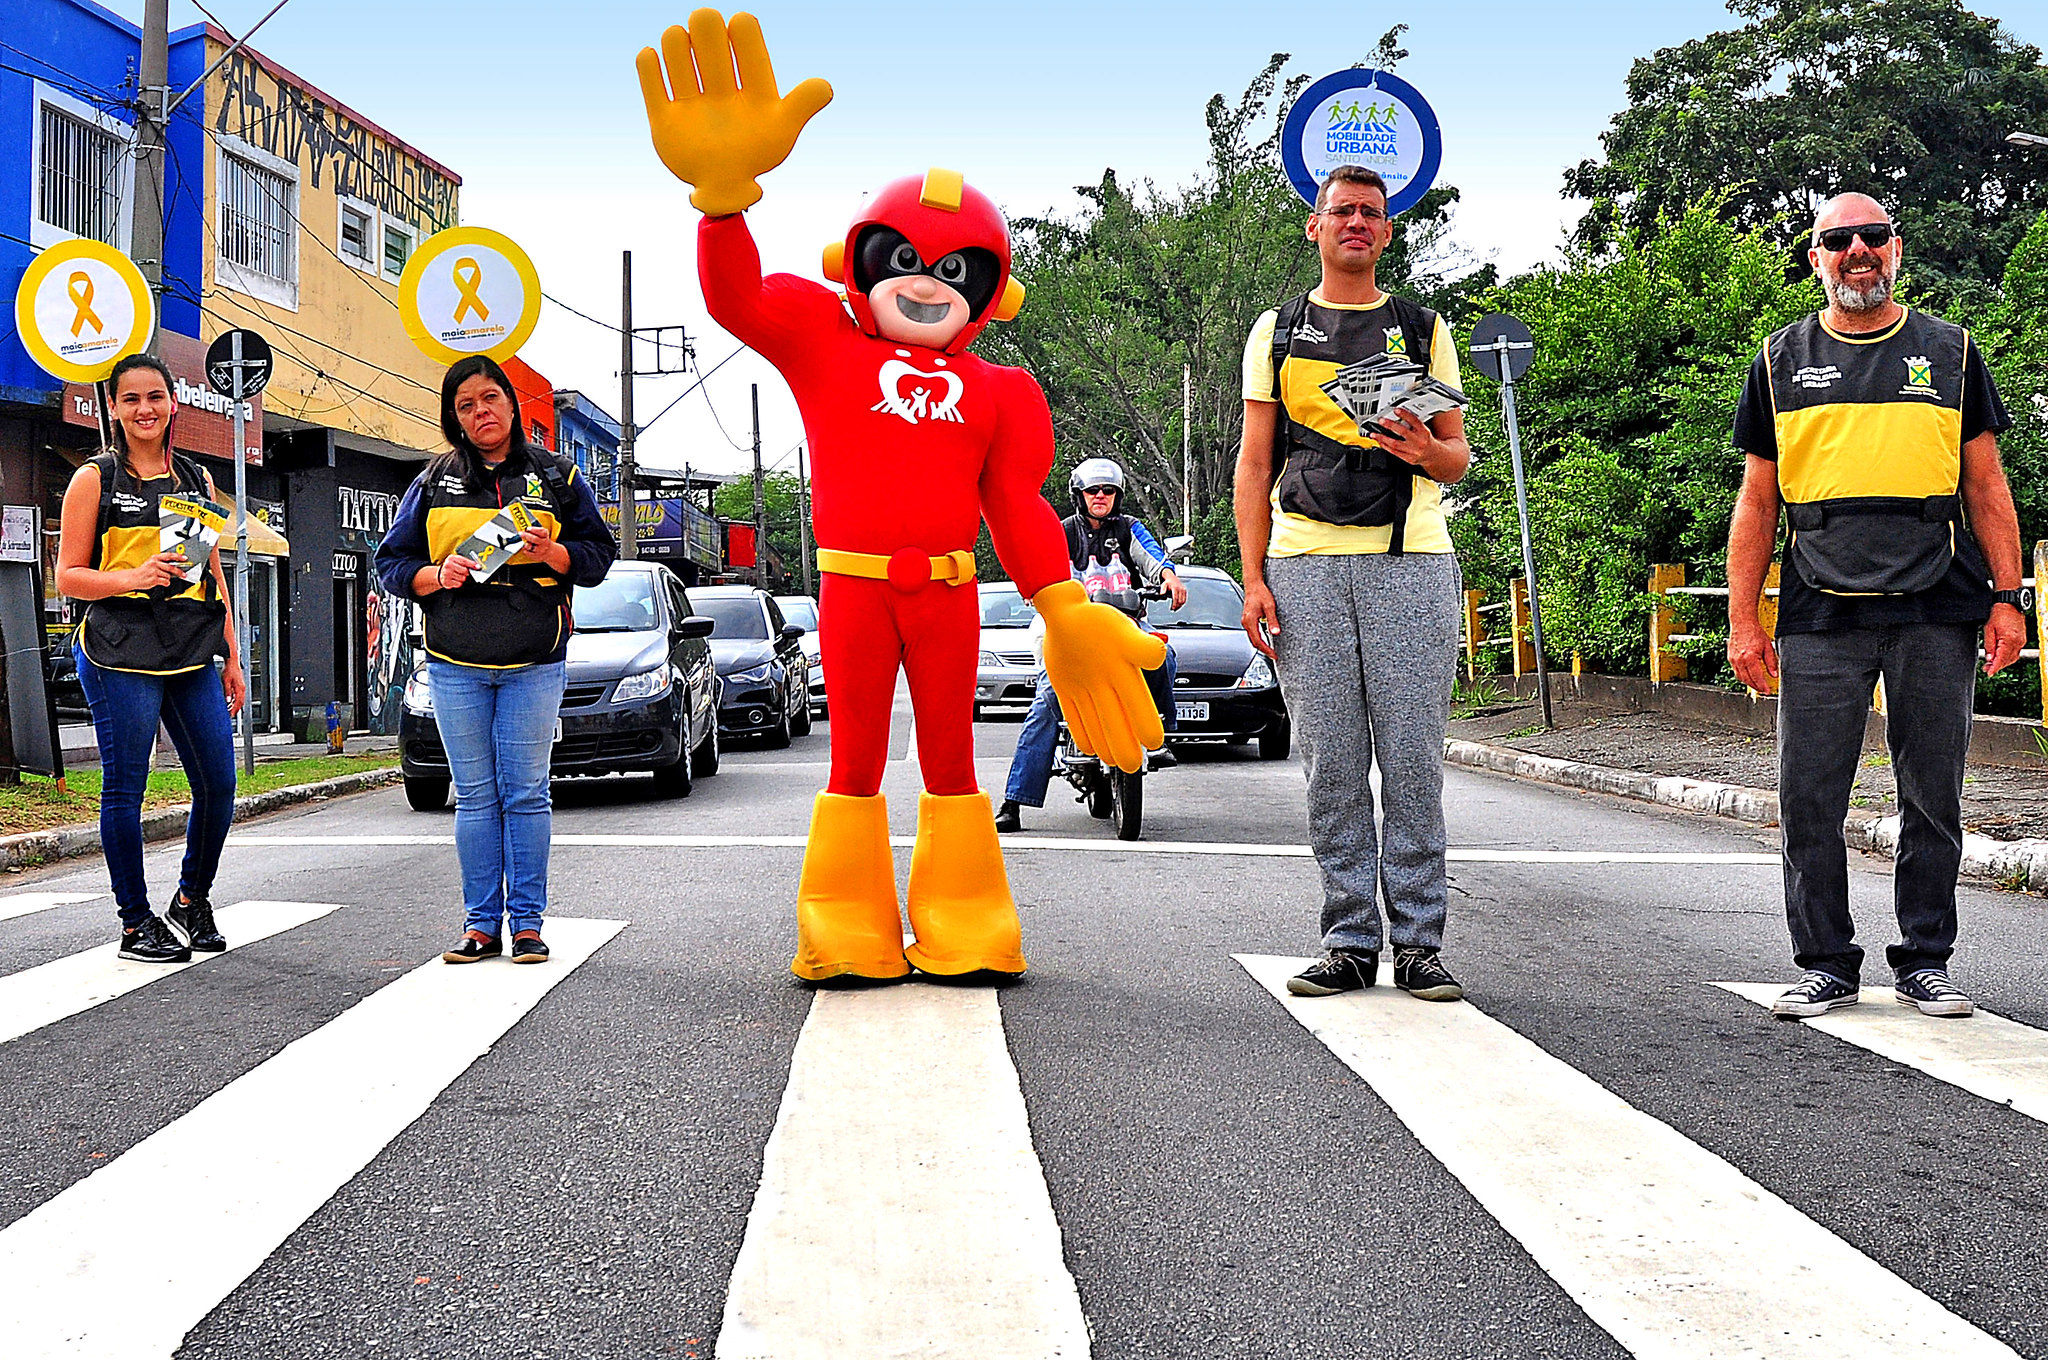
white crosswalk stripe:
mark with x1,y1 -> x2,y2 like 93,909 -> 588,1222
0,893 -> 104,924
1237,954 -> 2023,1360
1712,981 -> 2048,1124
0,915 -> 625,1360
0,900 -> 344,1047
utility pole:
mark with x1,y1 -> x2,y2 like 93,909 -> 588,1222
750,384 -> 767,589
796,442 -> 813,596
617,250 -> 639,560
1181,363 -> 1193,539
131,0 -> 170,352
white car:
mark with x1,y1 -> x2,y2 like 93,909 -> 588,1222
774,594 -> 827,717
974,581 -> 1040,720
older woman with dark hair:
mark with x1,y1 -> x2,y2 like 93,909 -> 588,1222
375,355 -> 614,963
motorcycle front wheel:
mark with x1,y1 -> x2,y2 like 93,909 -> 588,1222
1111,767 -> 1143,841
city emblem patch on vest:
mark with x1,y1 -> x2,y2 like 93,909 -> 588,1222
1383,327 -> 1407,355
1901,355 -> 1938,398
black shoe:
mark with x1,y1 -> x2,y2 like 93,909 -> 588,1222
1393,947 -> 1464,1001
1772,970 -> 1859,1018
1286,948 -> 1377,996
1895,968 -> 1973,1018
165,893 -> 226,952
442,932 -> 502,964
1148,746 -> 1178,770
510,932 -> 550,964
118,915 -> 192,963
994,800 -> 1022,834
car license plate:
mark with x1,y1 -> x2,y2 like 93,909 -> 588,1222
1176,701 -> 1208,723
553,720 -> 564,744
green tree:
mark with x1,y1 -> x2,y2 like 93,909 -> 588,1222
714,472 -> 809,590
1564,0 -> 2048,306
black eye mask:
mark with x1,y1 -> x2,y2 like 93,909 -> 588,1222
851,226 -> 1001,319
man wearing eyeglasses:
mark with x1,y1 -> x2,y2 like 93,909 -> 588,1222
1727,192 -> 2025,1022
1234,164 -> 1473,1004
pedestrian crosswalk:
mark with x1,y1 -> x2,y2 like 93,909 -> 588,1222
0,892 -> 103,924
1,888 -> 2044,1358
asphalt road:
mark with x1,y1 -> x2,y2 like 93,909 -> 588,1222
2,692 -> 2045,1359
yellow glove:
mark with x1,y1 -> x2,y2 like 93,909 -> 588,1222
1034,579 -> 1167,774
635,9 -> 833,216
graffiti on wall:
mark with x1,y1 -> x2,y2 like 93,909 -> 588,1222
213,50 -> 457,232
363,575 -> 416,737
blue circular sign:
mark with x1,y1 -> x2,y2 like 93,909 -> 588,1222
1281,69 -> 1443,216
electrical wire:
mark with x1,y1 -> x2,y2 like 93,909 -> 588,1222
635,344 -> 747,433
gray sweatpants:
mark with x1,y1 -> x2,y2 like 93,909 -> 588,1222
1266,552 -> 1462,954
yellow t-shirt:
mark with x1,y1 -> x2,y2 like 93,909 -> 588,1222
1241,292 -> 1460,556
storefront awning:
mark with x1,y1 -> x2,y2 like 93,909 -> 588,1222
229,510 -> 291,558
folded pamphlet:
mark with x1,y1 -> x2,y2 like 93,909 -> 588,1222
455,500 -> 535,582
158,494 -> 230,585
1319,352 -> 1467,440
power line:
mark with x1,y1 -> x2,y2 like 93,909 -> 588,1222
636,344 -> 747,434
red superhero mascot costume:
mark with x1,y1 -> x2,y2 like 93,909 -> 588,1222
637,10 -> 1165,981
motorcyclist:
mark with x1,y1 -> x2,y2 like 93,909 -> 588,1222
996,459 -> 1187,833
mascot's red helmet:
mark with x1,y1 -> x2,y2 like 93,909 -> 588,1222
822,168 -> 1026,355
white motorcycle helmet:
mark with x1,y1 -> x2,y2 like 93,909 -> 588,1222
1069,457 -> 1126,518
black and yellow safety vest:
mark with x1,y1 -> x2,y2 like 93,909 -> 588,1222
77,451 -> 228,675
1268,291 -> 1439,556
1767,309 -> 1975,596
415,452 -> 574,668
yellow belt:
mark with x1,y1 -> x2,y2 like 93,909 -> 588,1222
817,547 -> 977,589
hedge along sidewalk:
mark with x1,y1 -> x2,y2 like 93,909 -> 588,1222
1445,738 -> 2048,894
0,759 -> 402,873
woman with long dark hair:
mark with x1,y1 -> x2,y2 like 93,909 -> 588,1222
375,355 -> 614,963
56,352 -> 244,963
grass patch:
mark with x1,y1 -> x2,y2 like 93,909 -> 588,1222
0,751 -> 398,837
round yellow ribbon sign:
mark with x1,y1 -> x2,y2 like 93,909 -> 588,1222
13,239 -> 156,383
398,226 -> 541,365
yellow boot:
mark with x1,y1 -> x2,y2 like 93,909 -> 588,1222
904,791 -> 1027,976
793,792 -> 910,981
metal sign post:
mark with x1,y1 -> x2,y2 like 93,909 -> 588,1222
206,328 -> 271,774
1469,313 -> 1552,728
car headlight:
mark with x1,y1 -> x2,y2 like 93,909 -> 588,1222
1236,654 -> 1276,690
613,666 -> 672,702
979,650 -> 1002,667
402,668 -> 433,714
729,663 -> 773,685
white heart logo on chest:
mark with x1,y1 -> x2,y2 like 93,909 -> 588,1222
871,359 -> 965,426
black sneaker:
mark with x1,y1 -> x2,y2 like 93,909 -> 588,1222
1286,949 -> 1377,996
1148,746 -> 1178,771
510,932 -> 550,964
1896,969 -> 1973,1018
165,893 -> 226,952
1393,947 -> 1463,1001
1772,971 -> 1859,1018
118,915 -> 192,963
442,932 -> 502,964
994,800 -> 1022,834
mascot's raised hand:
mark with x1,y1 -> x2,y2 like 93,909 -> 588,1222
635,9 -> 832,216
1035,580 -> 1166,773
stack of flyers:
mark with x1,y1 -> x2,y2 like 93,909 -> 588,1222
158,495 -> 230,584
456,500 -> 536,582
1318,352 -> 1468,440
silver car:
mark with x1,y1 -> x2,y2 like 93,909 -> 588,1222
775,594 -> 827,717
974,581 -> 1041,719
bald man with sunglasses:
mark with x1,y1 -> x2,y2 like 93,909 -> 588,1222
1727,193 -> 2025,1023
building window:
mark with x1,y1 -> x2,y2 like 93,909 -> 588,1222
220,152 -> 296,285
531,420 -> 548,450
339,202 -> 374,268
38,104 -> 124,243
383,221 -> 414,280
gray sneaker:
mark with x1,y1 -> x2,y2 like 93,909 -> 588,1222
1895,969 -> 1973,1018
1772,971 -> 1859,1018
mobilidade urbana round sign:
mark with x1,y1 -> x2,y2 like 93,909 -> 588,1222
1282,69 -> 1442,216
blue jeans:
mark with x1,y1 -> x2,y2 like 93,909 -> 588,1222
428,660 -> 564,937
1002,643 -> 1176,808
75,644 -> 236,929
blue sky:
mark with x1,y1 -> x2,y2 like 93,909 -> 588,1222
106,0 -> 2048,476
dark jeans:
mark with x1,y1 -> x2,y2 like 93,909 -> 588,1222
1002,644 -> 1175,808
1777,623 -> 1978,980
75,643 -> 237,929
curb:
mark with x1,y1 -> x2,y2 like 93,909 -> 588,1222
1443,738 -> 2048,893
0,767 -> 403,873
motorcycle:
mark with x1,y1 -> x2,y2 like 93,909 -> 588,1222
1053,585 -> 1168,842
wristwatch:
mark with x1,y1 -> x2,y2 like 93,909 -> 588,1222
1992,587 -> 2035,612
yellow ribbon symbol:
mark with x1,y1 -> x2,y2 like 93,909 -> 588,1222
450,258 -> 489,325
67,272 -> 104,337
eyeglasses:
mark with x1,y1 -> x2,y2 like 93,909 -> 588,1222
1815,222 -> 1896,252
1317,203 -> 1386,222
1082,486 -> 1118,497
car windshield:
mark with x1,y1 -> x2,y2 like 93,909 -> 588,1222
779,598 -> 818,631
1147,576 -> 1243,630
574,572 -> 662,633
698,595 -> 769,640
980,588 -> 1035,628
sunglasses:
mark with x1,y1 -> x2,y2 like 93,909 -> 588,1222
1082,486 -> 1118,497
1815,223 -> 1896,253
